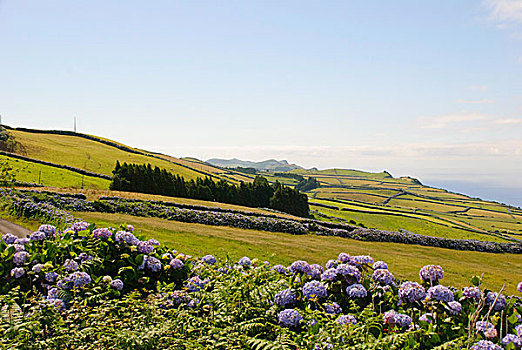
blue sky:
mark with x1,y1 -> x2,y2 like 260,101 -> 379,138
1,1 -> 521,205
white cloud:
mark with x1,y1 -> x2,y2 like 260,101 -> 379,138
456,99 -> 495,104
485,0 -> 522,23
419,112 -> 489,129
468,85 -> 489,91
492,117 -> 522,124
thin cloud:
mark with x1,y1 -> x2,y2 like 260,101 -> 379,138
419,112 -> 489,129
492,117 -> 522,124
468,85 -> 489,91
456,99 -> 495,104
485,0 -> 522,23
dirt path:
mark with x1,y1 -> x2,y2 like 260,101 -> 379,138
0,218 -> 31,238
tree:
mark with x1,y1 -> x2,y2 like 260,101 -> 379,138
0,160 -> 17,186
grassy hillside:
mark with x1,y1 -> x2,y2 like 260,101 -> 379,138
1,154 -> 110,189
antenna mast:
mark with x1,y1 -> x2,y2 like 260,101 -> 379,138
74,117 -> 77,133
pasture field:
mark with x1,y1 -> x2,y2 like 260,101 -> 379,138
75,211 -> 522,293
1,155 -> 110,189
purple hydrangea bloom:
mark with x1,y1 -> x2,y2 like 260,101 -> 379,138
72,221 -> 89,232
485,292 -> 507,311
10,267 -> 25,279
32,264 -> 44,273
302,281 -> 328,300
447,301 -> 462,315
475,321 -> 495,333
47,287 -> 60,299
427,285 -> 454,302
351,255 -> 373,265
518,282 -> 522,293
470,340 -> 502,350
170,290 -> 189,305
463,286 -> 482,300
373,261 -> 388,270
110,279 -> 124,291
186,276 -> 209,292
338,253 -> 351,263
335,264 -> 361,283
325,259 -> 339,269
29,231 -> 46,241
398,281 -> 427,304
1,233 -> 17,244
92,228 -> 112,239
169,258 -> 184,270
14,238 -> 29,245
148,238 -> 160,246
45,272 -> 59,282
419,313 -> 434,324
13,251 -> 29,266
146,256 -> 162,272
516,325 -> 522,337
126,224 -> 134,232
78,253 -> 93,263
63,259 -> 79,272
321,268 -> 338,281
288,260 -> 311,275
324,302 -> 342,314
336,314 -> 357,326
48,298 -> 66,311
382,310 -> 411,328
238,256 -> 251,267
115,231 -> 139,245
419,265 -> 444,283
201,255 -> 217,264
278,309 -> 302,328
272,265 -> 288,274
308,264 -> 324,279
137,241 -> 154,254
13,244 -> 25,252
345,284 -> 367,298
68,271 -> 91,288
372,269 -> 395,285
38,224 -> 56,237
274,288 -> 296,307
502,334 -> 522,348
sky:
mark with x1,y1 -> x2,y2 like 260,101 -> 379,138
0,1 -> 521,206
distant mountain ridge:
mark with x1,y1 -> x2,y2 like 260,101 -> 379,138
206,158 -> 303,172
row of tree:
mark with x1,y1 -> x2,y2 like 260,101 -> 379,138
110,162 -> 309,217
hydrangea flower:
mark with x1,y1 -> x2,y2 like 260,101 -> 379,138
278,309 -> 302,328
471,340 -> 502,350
372,269 -> 395,285
47,287 -> 60,299
68,271 -> 92,288
485,292 -> 507,311
484,327 -> 498,339
137,241 -> 154,254
148,238 -> 160,246
45,272 -> 59,282
38,224 -> 56,237
186,276 -> 209,292
169,258 -> 184,270
325,259 -> 339,269
419,313 -> 434,324
302,281 -> 328,300
48,298 -> 66,311
324,302 -> 342,314
1,233 -> 17,244
288,260 -> 311,275
238,256 -> 251,267
345,284 -> 367,298
110,279 -> 124,291
351,255 -> 373,265
13,244 -> 25,252
14,238 -> 29,245
373,260 -> 388,269
201,255 -> 217,264
335,264 -> 361,283
274,288 -> 296,307
92,228 -> 112,239
146,256 -> 162,272
321,268 -> 337,281
338,253 -> 351,263
102,275 -> 112,283
502,334 -> 522,348
447,301 -> 462,315
115,231 -> 139,245
78,253 -> 93,263
10,267 -> 25,279
463,286 -> 482,300
63,259 -> 79,272
308,264 -> 324,279
382,310 -> 411,328
32,264 -> 44,273
516,325 -> 522,337
475,321 -> 495,333
29,231 -> 46,241
419,265 -> 444,283
170,290 -> 189,305
398,281 -> 426,304
336,314 -> 357,326
13,251 -> 29,266
272,265 -> 288,274
518,282 -> 522,293
72,221 -> 89,232
126,224 -> 134,232
427,285 -> 454,302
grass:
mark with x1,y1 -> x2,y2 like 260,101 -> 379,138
1,155 -> 110,189
75,211 -> 522,294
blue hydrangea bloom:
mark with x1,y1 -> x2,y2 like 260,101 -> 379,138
345,284 -> 367,298
335,264 -> 361,283
201,255 -> 217,264
373,261 -> 388,270
321,268 -> 337,281
146,256 -> 162,272
462,286 -> 482,300
419,313 -> 434,324
475,321 -> 495,332
336,314 -> 357,326
485,292 -> 507,311
470,340 -> 502,350
169,258 -> 184,270
272,265 -> 288,274
447,301 -> 462,315
238,256 -> 251,267
10,267 -> 25,279
398,281 -> 426,304
502,334 -> 522,348
45,272 -> 59,282
278,309 -> 302,328
372,269 -> 395,285
302,281 -> 328,300
518,282 -> 522,293
38,224 -> 56,237
32,264 -> 44,273
338,252 -> 351,263
1,233 -> 17,244
324,302 -> 342,314
137,241 -> 154,254
92,228 -> 112,239
427,285 -> 454,302
288,260 -> 311,275
419,265 -> 444,283
13,251 -> 29,266
29,231 -> 46,241
72,221 -> 89,232
274,288 -> 296,307
351,255 -> 373,265
63,259 -> 79,272
110,279 -> 124,291
115,231 -> 139,245
308,264 -> 324,279
325,259 -> 339,269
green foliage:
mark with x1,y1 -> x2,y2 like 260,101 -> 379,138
0,160 -> 17,186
